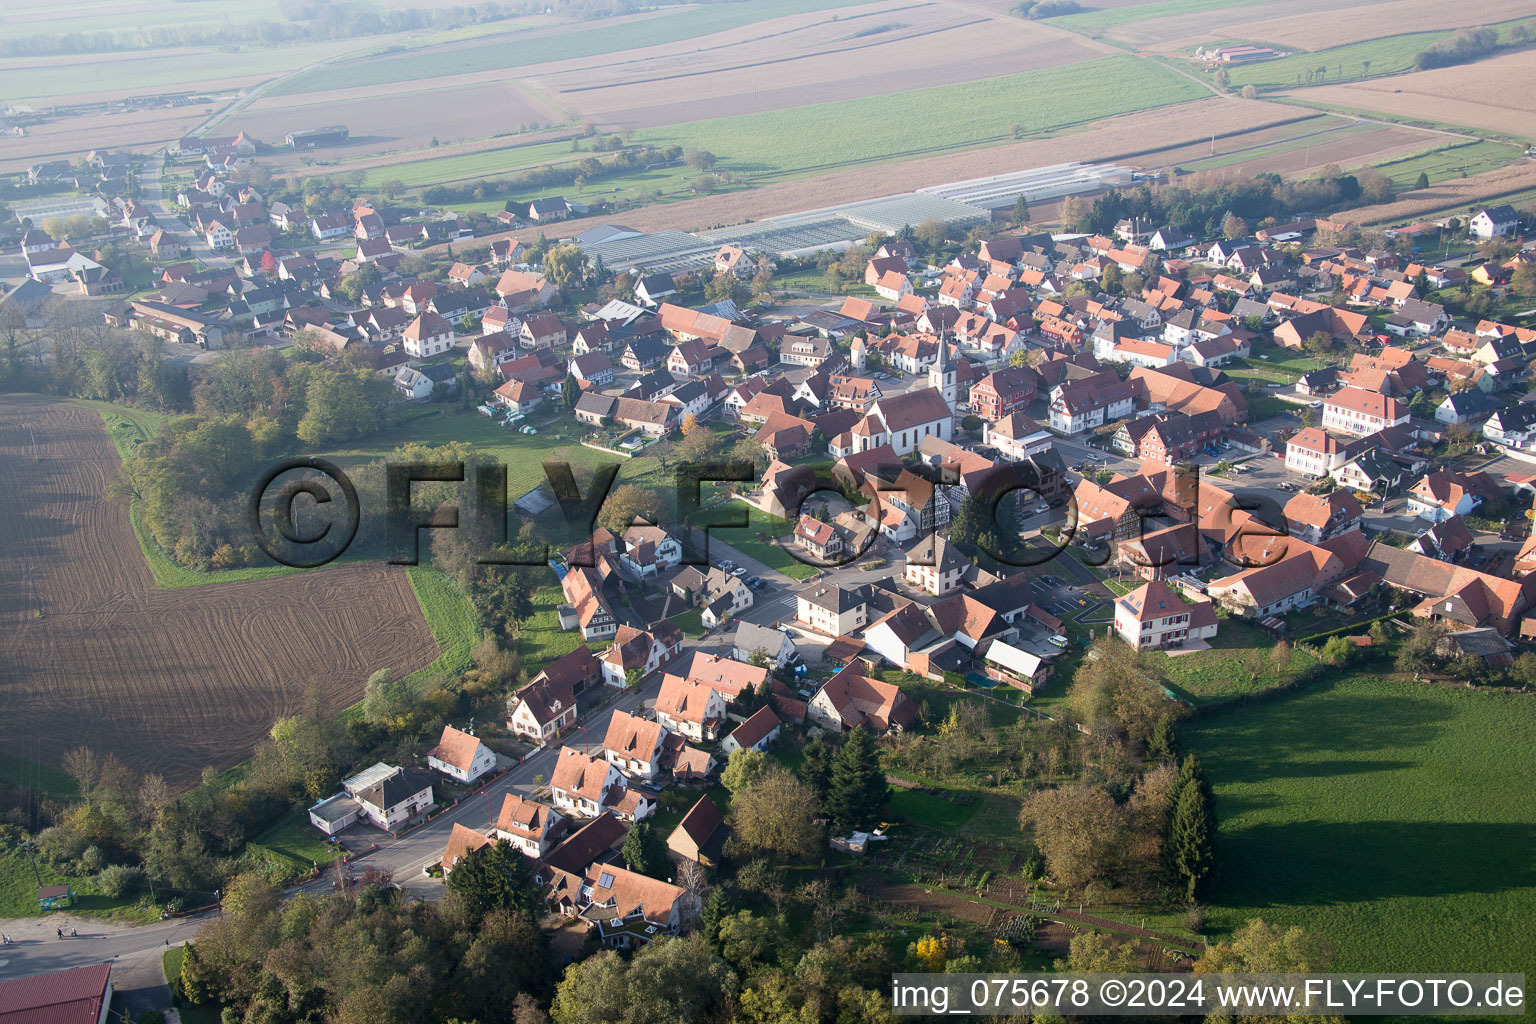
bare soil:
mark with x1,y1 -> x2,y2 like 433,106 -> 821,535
1182,0 -> 1536,51
0,396 -> 440,786
1287,48 -> 1536,140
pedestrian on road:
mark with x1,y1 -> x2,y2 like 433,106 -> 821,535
70,928 -> 77,937
56,928 -> 62,939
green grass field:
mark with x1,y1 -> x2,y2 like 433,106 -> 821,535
1372,140 -> 1526,190
1189,673 -> 1536,974
0,39 -> 347,100
0,750 -> 78,800
403,566 -> 478,684
1223,32 -> 1453,92
354,139 -> 586,189
330,407 -> 627,506
1150,619 -> 1318,706
634,56 -> 1205,182
1048,0 -> 1271,34
245,811 -> 345,876
270,0 -> 873,96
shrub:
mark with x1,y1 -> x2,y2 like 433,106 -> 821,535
81,845 -> 106,873
97,864 -> 144,899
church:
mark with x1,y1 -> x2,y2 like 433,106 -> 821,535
847,343 -> 957,456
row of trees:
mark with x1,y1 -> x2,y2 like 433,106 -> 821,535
1060,169 -> 1397,240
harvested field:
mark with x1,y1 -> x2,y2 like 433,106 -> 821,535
235,80 -> 567,158
1287,48 -> 1536,140
1332,160 -> 1536,224
1185,0 -> 1536,51
0,396 -> 441,787
0,106 -> 206,174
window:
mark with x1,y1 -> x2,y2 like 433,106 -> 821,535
598,872 -> 615,888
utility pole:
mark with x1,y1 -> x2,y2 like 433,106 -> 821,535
20,840 -> 41,889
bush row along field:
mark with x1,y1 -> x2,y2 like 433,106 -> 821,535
269,0 -> 874,96
1189,673 -> 1536,974
1372,139 -> 1527,188
631,56 -> 1207,182
1049,0 -> 1272,35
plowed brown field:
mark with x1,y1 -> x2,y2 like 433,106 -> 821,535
0,396 -> 440,786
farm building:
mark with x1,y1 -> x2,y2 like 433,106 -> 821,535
286,125 -> 349,148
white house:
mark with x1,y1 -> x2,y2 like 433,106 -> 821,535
1322,386 -> 1408,437
1113,580 -> 1218,651
731,621 -> 798,669
427,725 -> 498,784
401,311 -> 455,358
619,525 -> 683,578
308,763 -> 435,834
720,706 -> 782,755
1470,205 -> 1518,240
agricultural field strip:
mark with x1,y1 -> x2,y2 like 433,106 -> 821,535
0,396 -> 441,786
268,0 -> 886,96
1182,0 -> 1536,52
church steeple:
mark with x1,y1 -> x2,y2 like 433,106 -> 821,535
929,332 -> 956,413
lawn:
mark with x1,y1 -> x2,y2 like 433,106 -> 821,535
1146,617 -> 1317,706
270,0 -> 874,96
329,406 -> 627,513
702,505 -> 821,580
0,841 -> 159,922
886,787 -> 980,830
517,583 -> 589,669
1188,673 -> 1536,974
634,56 -> 1206,182
245,810 -> 345,877
670,608 -> 706,638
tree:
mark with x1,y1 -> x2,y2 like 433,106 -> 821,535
1147,715 -> 1177,762
445,838 -> 546,921
596,483 -> 659,535
295,368 -> 382,446
1241,84 -> 1258,99
1168,770 -> 1215,901
544,244 -> 588,294
948,491 -> 988,555
825,728 -> 887,829
1303,329 -> 1336,359
1197,918 -> 1334,973
1395,621 -> 1446,675
685,149 -> 717,171
1019,783 -> 1129,889
1415,171 -> 1430,191
1222,213 -> 1249,239
721,747 -> 771,794
731,766 -> 821,859
561,373 -> 580,410
622,820 -> 667,876
1054,929 -> 1140,973
914,218 -> 949,250
1319,634 -> 1356,667
1012,195 -> 1031,226
798,735 -> 834,800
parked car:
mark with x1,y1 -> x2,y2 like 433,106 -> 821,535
732,567 -> 748,577
1047,634 -> 1069,648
